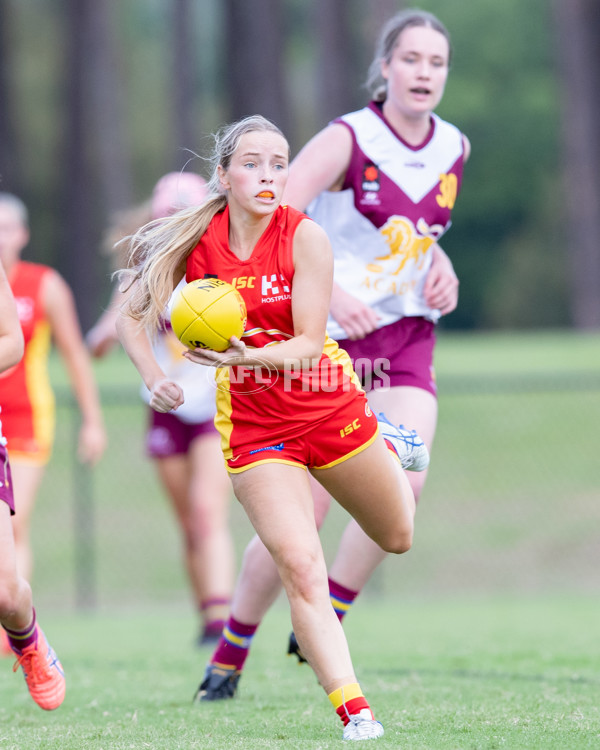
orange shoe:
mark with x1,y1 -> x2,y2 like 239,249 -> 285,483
1,628 -> 13,657
12,627 -> 65,710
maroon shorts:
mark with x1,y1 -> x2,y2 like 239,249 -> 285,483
227,393 -> 377,473
337,316 -> 437,397
0,442 -> 15,515
145,409 -> 218,458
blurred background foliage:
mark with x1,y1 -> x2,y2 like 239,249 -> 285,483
2,0 -> 598,614
0,0 -> 598,332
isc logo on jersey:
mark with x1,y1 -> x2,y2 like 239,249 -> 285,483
231,273 -> 290,297
231,275 -> 290,303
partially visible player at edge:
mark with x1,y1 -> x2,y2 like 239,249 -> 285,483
200,7 -> 471,685
0,193 -> 106,600
115,114 -> 429,741
0,261 -> 66,710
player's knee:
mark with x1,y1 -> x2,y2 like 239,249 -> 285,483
183,502 -> 226,546
183,518 -> 213,547
378,524 -> 413,555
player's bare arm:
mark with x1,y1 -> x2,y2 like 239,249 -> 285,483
284,123 -> 352,210
43,270 -> 107,463
116,282 -> 184,412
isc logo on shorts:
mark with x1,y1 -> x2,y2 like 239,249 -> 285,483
340,419 -> 361,438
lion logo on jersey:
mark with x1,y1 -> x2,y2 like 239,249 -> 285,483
367,216 -> 434,276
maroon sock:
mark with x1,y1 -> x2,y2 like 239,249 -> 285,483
3,608 -> 37,653
329,577 -> 359,622
200,597 -> 230,637
210,616 -> 258,671
202,620 -> 226,639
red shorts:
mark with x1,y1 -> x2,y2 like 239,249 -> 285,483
226,393 -> 377,473
146,409 -> 218,458
337,316 -> 437,397
0,442 -> 15,515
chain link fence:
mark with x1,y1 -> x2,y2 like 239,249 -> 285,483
30,373 -> 600,612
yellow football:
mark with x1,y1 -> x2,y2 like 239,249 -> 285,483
170,278 -> 247,351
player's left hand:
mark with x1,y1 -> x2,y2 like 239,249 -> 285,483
77,421 -> 108,466
424,244 -> 459,315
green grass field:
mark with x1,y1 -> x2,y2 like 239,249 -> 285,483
34,329 -> 599,608
0,596 -> 598,749
2,330 -> 598,747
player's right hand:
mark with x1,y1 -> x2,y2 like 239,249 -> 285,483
149,378 -> 184,412
330,285 -> 380,340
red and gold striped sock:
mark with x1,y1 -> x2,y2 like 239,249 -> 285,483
328,682 -> 373,726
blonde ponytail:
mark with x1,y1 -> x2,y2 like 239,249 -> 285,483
118,193 -> 227,332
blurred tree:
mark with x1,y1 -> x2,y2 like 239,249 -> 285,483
3,0 -> 584,331
313,0 -> 354,126
421,0 -> 563,330
171,0 -> 197,159
224,0 -> 289,133
553,0 -> 600,329
0,1 -> 22,193
368,0 -> 401,31
87,0 -> 133,216
62,0 -> 131,330
359,0 -> 402,82
62,0 -> 95,329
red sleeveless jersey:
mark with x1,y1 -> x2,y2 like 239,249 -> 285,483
186,204 -> 365,460
0,261 -> 55,460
